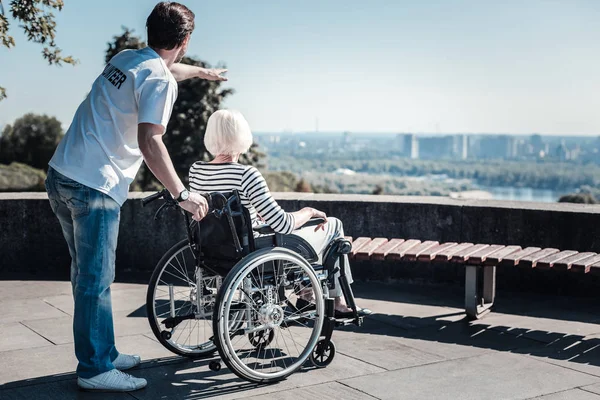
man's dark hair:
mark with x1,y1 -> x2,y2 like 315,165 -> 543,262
146,2 -> 195,50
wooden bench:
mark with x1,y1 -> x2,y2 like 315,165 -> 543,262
346,236 -> 600,319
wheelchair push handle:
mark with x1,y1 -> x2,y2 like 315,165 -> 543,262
142,189 -> 212,222
142,189 -> 211,208
142,189 -> 171,207
142,189 -> 243,253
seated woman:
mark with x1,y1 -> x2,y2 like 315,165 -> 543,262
189,109 -> 370,317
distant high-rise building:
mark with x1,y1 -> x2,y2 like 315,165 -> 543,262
419,136 -> 453,159
342,131 -> 352,145
402,134 -> 419,159
394,134 -> 405,152
475,135 -> 516,159
453,135 -> 468,160
530,134 -> 544,153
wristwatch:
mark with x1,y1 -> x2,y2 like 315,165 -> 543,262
176,189 -> 190,203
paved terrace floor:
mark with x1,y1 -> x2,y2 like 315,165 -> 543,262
3,280 -> 600,400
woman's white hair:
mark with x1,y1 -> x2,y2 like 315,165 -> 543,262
204,109 -> 253,156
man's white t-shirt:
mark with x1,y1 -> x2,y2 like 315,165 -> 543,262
49,47 -> 177,206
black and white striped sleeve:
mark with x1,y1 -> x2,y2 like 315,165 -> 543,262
241,166 -> 295,234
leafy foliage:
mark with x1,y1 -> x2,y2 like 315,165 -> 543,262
0,0 -> 77,100
294,178 -> 312,193
268,155 -> 600,193
262,171 -> 299,192
0,162 -> 46,191
297,170 -> 473,196
0,113 -> 63,170
104,26 -> 144,63
559,193 -> 598,204
372,184 -> 384,195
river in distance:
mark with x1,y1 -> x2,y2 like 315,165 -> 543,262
477,185 -> 567,202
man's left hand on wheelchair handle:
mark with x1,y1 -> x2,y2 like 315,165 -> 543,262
180,192 -> 209,221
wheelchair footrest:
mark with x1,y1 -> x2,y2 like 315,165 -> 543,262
334,316 -> 364,327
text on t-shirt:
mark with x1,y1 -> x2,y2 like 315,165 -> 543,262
101,63 -> 127,89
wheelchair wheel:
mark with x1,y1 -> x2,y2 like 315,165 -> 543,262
248,329 -> 275,348
213,247 -> 325,383
309,339 -> 336,367
147,239 -> 219,358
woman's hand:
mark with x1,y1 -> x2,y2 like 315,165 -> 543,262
311,208 -> 328,231
292,207 -> 328,230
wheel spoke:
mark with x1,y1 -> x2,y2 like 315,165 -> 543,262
149,242 -> 215,357
217,249 -> 325,382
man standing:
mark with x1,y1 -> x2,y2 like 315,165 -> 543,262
45,2 -> 226,392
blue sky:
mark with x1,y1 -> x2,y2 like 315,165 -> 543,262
1,0 -> 599,135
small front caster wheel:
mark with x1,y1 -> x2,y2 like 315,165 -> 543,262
161,330 -> 172,340
309,339 -> 336,368
209,360 -> 222,372
248,329 -> 275,349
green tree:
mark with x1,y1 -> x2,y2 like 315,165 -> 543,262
0,162 -> 47,191
105,28 -> 264,190
0,0 -> 77,100
104,26 -> 144,63
558,193 -> 597,204
294,178 -> 312,193
262,171 -> 298,192
0,113 -> 63,170
372,184 -> 384,195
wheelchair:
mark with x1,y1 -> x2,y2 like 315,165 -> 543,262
143,189 -> 367,383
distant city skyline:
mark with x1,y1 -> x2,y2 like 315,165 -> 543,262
1,0 -> 599,135
253,131 -> 599,137
256,131 -> 599,164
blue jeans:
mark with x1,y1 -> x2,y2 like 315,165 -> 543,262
45,167 -> 120,378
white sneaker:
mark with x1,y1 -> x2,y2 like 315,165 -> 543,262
77,369 -> 147,392
112,353 -> 142,370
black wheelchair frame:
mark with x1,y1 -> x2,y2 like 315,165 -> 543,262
142,188 -> 365,378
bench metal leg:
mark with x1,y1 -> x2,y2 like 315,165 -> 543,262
483,266 -> 496,304
465,265 -> 478,319
464,264 -> 496,320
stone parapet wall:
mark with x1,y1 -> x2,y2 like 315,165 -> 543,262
1,192 -> 599,292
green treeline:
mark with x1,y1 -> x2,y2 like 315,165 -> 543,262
267,156 -> 599,192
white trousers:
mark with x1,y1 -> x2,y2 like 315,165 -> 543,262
290,217 -> 354,297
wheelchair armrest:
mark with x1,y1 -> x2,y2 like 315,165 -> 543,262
298,218 -> 326,229
253,224 -> 275,235
253,218 -> 325,235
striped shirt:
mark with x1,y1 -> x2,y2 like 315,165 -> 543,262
188,162 -> 296,234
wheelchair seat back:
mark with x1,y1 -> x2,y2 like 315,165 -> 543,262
194,190 -> 253,266
193,190 -> 321,274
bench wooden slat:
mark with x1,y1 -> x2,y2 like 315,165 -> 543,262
591,261 -> 600,276
451,244 -> 489,263
536,250 -> 579,270
568,254 -> 600,273
468,244 -> 506,265
417,242 -> 458,262
387,239 -> 422,261
483,245 -> 522,266
355,238 -> 389,261
344,236 -> 353,244
403,241 -> 439,262
433,242 -> 474,262
349,237 -> 373,258
519,248 -> 559,268
371,239 -> 405,261
500,247 -> 542,266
